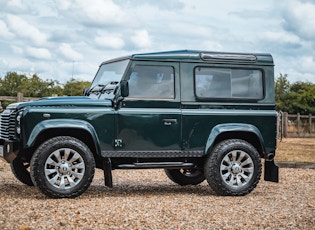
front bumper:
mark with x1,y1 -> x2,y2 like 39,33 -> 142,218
0,139 -> 19,163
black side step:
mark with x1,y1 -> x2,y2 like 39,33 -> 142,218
116,162 -> 194,169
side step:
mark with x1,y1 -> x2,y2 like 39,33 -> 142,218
103,160 -> 195,188
116,162 -> 194,169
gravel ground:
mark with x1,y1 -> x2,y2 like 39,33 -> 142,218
0,161 -> 314,230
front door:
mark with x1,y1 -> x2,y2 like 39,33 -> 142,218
117,61 -> 181,156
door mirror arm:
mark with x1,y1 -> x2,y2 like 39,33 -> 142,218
113,80 -> 129,110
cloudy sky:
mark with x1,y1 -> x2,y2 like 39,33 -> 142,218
0,0 -> 315,84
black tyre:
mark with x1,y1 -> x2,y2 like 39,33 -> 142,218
164,168 -> 205,186
204,139 -> 262,196
10,157 -> 34,186
30,136 -> 95,198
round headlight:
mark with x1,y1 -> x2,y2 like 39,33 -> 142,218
16,111 -> 23,124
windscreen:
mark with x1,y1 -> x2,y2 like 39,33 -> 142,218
90,59 -> 130,88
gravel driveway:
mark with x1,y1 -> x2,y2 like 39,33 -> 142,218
0,161 -> 314,229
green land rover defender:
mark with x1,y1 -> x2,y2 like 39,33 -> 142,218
0,50 -> 279,198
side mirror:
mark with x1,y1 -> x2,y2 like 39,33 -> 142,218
120,80 -> 129,97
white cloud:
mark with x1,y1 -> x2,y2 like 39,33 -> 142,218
0,20 -> 14,39
11,45 -> 23,55
95,34 -> 125,49
169,22 -> 213,38
0,0 -> 314,84
0,56 -> 35,76
26,46 -> 51,60
80,0 -> 125,24
59,44 -> 83,61
55,0 -> 129,27
5,0 -> 28,13
131,30 -> 152,49
275,54 -> 315,83
263,31 -> 301,44
282,0 -> 315,41
115,0 -> 184,11
200,40 -> 223,51
6,14 -> 47,45
300,56 -> 315,74
53,0 -> 71,10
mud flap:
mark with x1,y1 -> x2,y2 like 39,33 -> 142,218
264,160 -> 279,182
103,157 -> 113,188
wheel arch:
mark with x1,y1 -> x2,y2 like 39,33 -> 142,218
24,119 -> 101,159
205,123 -> 266,158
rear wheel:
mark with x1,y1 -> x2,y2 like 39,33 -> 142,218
204,139 -> 262,196
10,157 -> 34,186
30,136 -> 95,198
165,168 -> 205,186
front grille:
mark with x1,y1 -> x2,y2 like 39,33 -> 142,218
0,109 -> 16,139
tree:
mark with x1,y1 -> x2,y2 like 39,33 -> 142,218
289,81 -> 315,114
0,72 -> 28,96
63,78 -> 90,96
0,72 -> 93,109
0,72 -> 64,97
275,74 -> 315,114
275,73 -> 291,112
22,74 -> 62,97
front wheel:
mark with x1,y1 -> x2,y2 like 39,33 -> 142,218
164,168 -> 205,186
30,136 -> 95,198
10,157 -> 34,186
204,139 -> 262,196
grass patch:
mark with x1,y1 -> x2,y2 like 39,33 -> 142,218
275,138 -> 315,163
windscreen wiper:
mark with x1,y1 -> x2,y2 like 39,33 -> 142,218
87,84 -> 106,95
87,81 -> 120,96
100,81 -> 119,94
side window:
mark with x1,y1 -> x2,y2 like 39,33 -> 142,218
128,65 -> 175,99
195,67 -> 263,99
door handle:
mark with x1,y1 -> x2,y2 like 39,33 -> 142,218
163,118 -> 177,126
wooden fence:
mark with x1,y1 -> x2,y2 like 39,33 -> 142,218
0,93 -> 40,103
0,93 -> 41,111
278,112 -> 315,138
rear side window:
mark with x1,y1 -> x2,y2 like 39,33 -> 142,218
195,67 -> 263,99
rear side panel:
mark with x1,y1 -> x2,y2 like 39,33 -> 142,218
180,60 -> 276,155
181,105 -> 277,154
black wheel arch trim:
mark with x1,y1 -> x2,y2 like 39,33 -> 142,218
205,123 -> 267,158
25,119 -> 102,156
